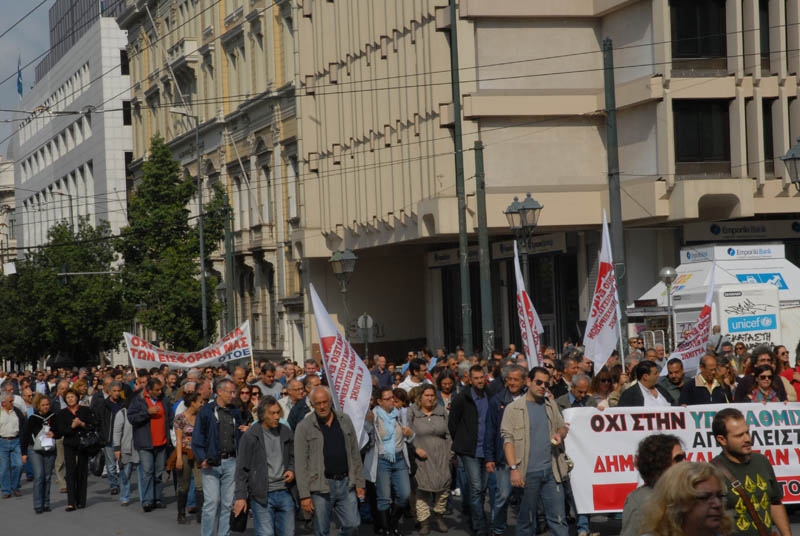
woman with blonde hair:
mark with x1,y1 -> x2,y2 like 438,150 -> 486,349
640,461 -> 733,536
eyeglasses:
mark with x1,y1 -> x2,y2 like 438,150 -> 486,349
251,393 -> 260,398
533,379 -> 547,386
240,391 -> 251,395
758,375 -> 773,380
673,453 -> 686,463
543,363 -> 554,369
694,491 -> 726,503
599,378 -> 612,383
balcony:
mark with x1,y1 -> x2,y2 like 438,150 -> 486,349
167,38 -> 199,77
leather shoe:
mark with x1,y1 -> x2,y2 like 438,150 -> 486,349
143,504 -> 153,513
13,490 -> 22,497
65,506 -> 75,512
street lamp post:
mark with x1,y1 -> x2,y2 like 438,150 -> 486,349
169,107 -> 207,346
216,280 -> 227,335
329,249 -> 357,340
781,137 -> 800,191
505,193 -> 544,290
659,266 -> 677,352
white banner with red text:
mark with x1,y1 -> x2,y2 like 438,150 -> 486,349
310,283 -> 371,448
563,403 -> 800,513
123,321 -> 252,370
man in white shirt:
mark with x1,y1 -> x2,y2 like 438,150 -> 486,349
398,359 -> 429,393
618,360 -> 674,407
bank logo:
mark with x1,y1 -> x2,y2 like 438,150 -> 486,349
728,248 -> 736,257
728,314 -> 778,333
710,224 -> 721,235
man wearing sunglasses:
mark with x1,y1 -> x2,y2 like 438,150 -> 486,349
500,367 -> 569,536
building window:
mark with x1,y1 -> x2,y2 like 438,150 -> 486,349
760,0 -> 770,74
120,49 -> 130,76
670,0 -> 727,73
122,100 -> 132,126
673,99 -> 731,177
763,99 -> 774,174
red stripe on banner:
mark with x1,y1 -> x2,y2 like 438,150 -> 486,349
592,483 -> 638,511
777,477 -> 800,503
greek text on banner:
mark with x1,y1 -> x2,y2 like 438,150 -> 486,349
562,403 -> 800,513
123,321 -> 252,370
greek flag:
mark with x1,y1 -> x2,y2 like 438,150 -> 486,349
16,54 -> 22,98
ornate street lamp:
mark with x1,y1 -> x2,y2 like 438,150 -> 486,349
781,137 -> 800,192
659,266 -> 678,352
505,193 -> 544,289
329,249 -> 357,339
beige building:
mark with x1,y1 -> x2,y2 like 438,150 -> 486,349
296,0 -> 800,358
117,0 -> 301,361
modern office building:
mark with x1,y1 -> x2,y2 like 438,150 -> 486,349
8,0 -> 131,251
296,0 -> 800,357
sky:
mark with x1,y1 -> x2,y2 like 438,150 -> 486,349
0,2 -> 52,159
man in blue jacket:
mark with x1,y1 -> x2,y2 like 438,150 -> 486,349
192,378 -> 245,536
484,365 -> 526,536
127,377 -> 173,512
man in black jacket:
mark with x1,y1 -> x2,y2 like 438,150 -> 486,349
233,395 -> 295,536
679,354 -> 732,405
95,381 -> 124,495
618,360 -> 674,407
449,364 -> 490,536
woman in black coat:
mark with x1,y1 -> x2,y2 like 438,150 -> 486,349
53,387 -> 96,511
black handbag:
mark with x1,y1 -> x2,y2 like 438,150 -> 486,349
90,450 -> 105,476
78,430 -> 104,456
230,507 -> 248,533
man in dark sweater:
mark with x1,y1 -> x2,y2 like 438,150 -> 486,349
449,365 -> 490,536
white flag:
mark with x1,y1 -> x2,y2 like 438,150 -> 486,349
585,211 -> 622,374
662,264 -> 716,378
309,283 -> 371,447
513,241 -> 544,368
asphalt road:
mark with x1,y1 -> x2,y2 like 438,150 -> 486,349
3,471 -> 800,535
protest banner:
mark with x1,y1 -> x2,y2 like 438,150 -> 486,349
563,403 -> 800,513
513,241 -> 544,367
123,321 -> 252,370
584,211 -> 622,373
661,264 -> 716,378
309,283 -> 371,448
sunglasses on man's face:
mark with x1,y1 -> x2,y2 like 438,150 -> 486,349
532,379 -> 547,387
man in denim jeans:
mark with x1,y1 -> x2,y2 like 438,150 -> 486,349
449,365 -> 490,536
127,377 -> 172,512
193,378 -> 244,536
294,387 -> 365,536
500,366 -> 570,536
233,395 -> 295,536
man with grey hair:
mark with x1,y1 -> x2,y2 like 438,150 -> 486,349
456,360 -> 472,394
556,374 -> 597,411
233,395 -> 295,535
0,391 -> 25,498
295,386 -> 364,536
96,381 -> 124,495
193,378 -> 245,536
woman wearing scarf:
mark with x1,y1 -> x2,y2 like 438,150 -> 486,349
748,364 -> 783,403
373,386 -> 414,536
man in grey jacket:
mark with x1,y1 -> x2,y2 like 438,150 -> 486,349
233,395 -> 295,536
294,387 -> 365,536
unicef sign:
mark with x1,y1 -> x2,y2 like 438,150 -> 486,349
727,314 -> 778,333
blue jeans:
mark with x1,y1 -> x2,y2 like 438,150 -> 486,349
491,465 -> 513,534
251,489 -> 295,536
0,437 -> 22,494
28,450 -> 55,510
459,455 -> 489,533
376,457 -> 411,512
138,446 -> 166,507
310,477 -> 360,536
103,445 -> 119,490
201,457 -> 236,536
119,461 -> 137,503
516,468 -> 568,536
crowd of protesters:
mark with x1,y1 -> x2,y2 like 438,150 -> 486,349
0,334 -> 797,536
